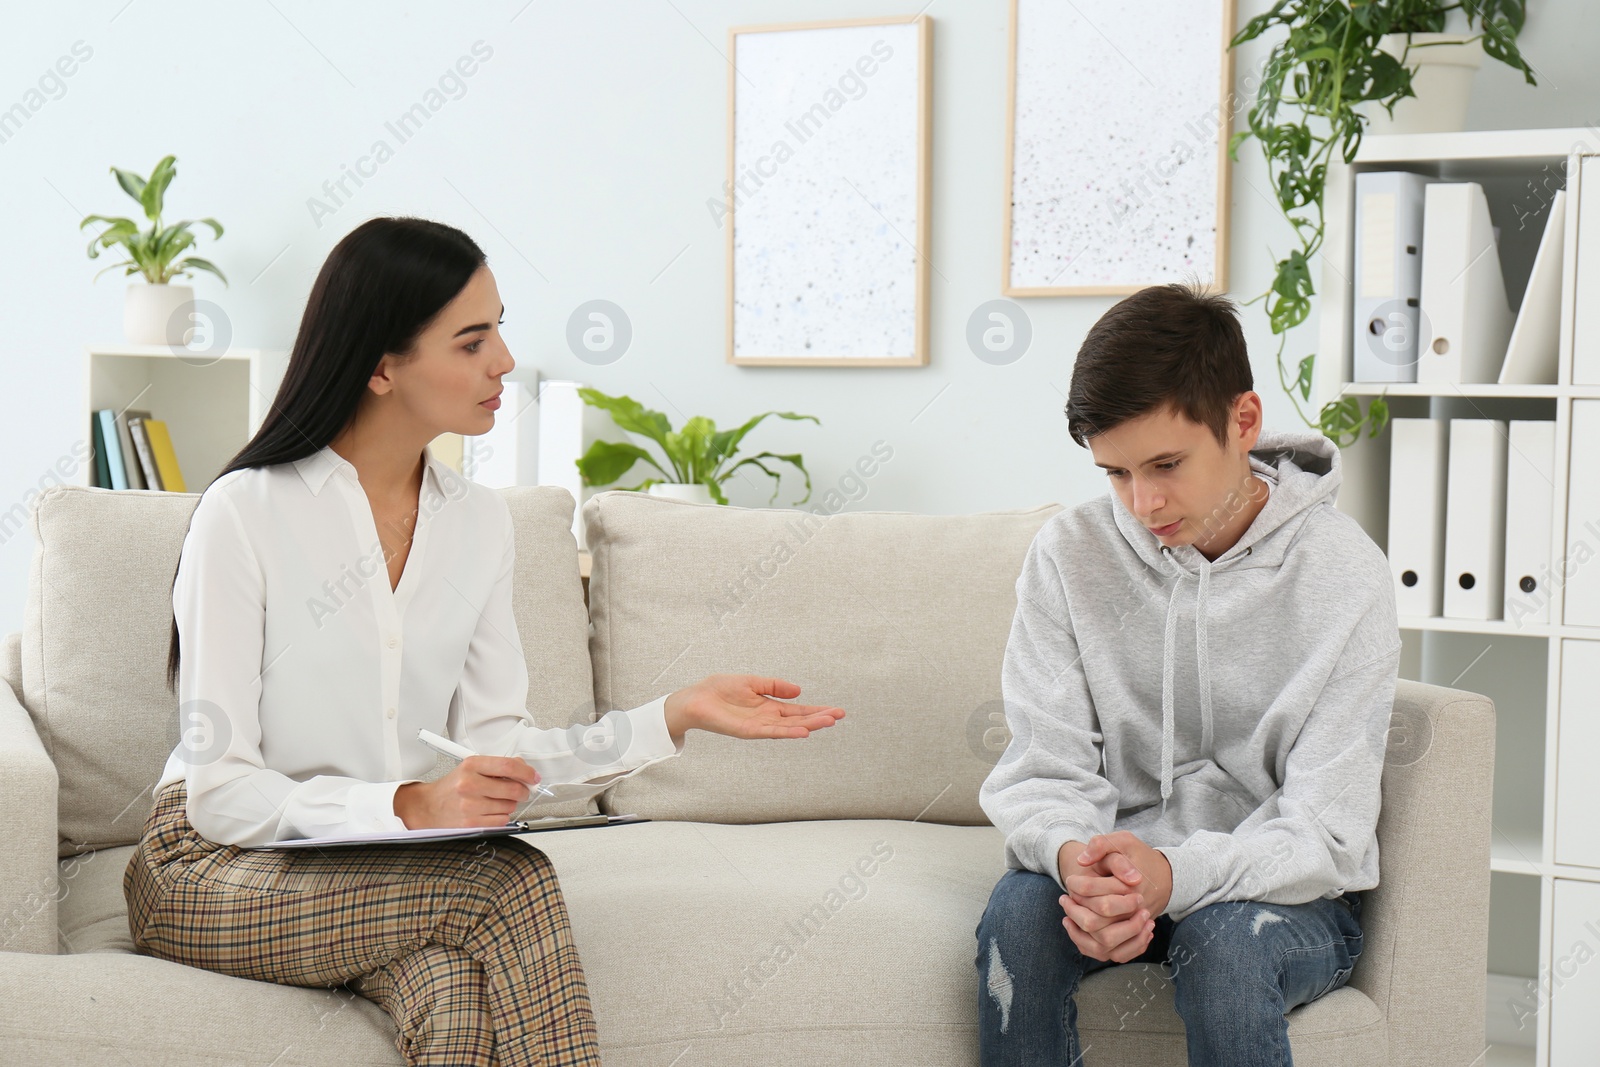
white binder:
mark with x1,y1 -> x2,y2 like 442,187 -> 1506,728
1387,418 -> 1449,617
1443,419 -> 1509,620
1573,157 -> 1600,386
1352,171 -> 1432,383
1502,420 -> 1557,626
464,377 -> 541,489
1566,401 -> 1600,628
1499,189 -> 1565,386
1418,183 -> 1514,385
536,381 -> 624,550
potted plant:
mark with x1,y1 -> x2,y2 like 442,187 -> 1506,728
81,154 -> 227,346
1229,1 -> 1535,445
575,388 -> 819,506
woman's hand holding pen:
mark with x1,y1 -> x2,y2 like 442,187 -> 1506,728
663,674 -> 846,745
394,756 -> 543,830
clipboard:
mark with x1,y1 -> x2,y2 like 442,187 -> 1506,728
250,812 -> 650,850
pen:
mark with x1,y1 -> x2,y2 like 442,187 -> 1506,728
416,728 -> 557,801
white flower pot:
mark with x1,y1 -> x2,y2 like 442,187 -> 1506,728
1365,33 -> 1484,136
124,283 -> 195,346
647,482 -> 714,504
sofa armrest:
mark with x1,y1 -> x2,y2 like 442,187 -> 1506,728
0,667 -> 59,955
1351,678 -> 1495,1066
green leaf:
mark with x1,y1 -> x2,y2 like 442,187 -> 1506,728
677,415 -> 716,483
1365,395 -> 1391,437
1294,353 -> 1315,402
172,256 -> 228,285
722,450 -> 813,505
576,388 -> 673,452
155,226 -> 196,271
575,439 -> 668,487
614,477 -> 665,493
92,260 -> 135,283
707,411 -> 821,476
139,155 -> 177,221
82,217 -> 138,260
79,213 -> 136,233
110,166 -> 146,204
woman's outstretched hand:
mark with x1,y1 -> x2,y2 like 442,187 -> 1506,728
664,674 -> 845,744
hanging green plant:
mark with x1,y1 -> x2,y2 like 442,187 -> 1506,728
1228,0 -> 1534,446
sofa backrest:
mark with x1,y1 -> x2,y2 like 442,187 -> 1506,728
20,482 -> 596,856
1358,678 -> 1495,1065
583,490 -> 1061,826
2,632 -> 19,706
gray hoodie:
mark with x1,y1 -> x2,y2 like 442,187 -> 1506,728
979,429 -> 1402,922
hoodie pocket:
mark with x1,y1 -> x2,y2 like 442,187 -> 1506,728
1186,770 -> 1260,830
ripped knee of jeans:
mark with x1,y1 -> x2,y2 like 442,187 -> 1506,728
985,937 -> 1015,1034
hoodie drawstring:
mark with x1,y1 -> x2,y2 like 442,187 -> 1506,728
1197,562 -> 1213,758
1158,546 -> 1245,815
1159,577 -> 1181,814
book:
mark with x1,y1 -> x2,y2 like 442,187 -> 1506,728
141,418 -> 186,492
96,410 -> 128,490
116,409 -> 152,489
247,812 -> 650,850
128,417 -> 163,490
90,411 -> 110,488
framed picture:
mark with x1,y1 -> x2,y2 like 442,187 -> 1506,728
1003,0 -> 1235,296
725,15 -> 932,366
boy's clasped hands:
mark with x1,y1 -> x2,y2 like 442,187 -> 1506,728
1057,831 -> 1175,963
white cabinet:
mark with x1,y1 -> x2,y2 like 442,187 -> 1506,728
1548,880 -> 1600,1062
1554,641 -> 1600,868
84,345 -> 288,494
1573,155 -> 1600,385
1313,127 -> 1600,1067
1566,403 -> 1600,629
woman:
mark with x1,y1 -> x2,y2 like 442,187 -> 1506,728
122,216 -> 845,1066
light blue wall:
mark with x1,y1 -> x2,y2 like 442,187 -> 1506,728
0,0 -> 1591,630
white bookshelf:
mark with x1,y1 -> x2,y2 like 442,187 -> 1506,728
84,344 -> 289,494
1312,127 -> 1600,1067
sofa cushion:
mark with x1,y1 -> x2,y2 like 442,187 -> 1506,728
41,823 -> 1382,1067
583,492 -> 1061,825
21,482 -> 597,857
532,819 -> 1385,1066
0,951 -> 403,1066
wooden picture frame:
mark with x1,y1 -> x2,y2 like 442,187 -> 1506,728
1002,0 -> 1235,297
725,15 -> 932,366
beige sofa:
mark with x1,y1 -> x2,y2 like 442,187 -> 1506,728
0,483 -> 1495,1066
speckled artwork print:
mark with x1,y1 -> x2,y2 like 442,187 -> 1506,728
731,22 -> 922,360
1009,0 -> 1224,291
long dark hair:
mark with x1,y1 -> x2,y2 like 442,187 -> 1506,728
165,216 -> 487,692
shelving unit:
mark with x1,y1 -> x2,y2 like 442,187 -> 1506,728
83,345 -> 289,494
1311,127 -> 1600,1067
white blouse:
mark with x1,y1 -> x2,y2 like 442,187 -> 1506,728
154,442 -> 682,846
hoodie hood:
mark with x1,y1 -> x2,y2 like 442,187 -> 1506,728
1107,430 -> 1343,813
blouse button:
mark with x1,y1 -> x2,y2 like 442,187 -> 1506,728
387,636 -> 398,649
386,706 -> 397,719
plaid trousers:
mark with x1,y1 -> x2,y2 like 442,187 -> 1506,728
122,781 -> 603,1067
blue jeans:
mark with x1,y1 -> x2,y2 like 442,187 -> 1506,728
975,868 -> 1364,1066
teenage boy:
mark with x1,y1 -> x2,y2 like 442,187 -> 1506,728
975,283 -> 1400,1066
